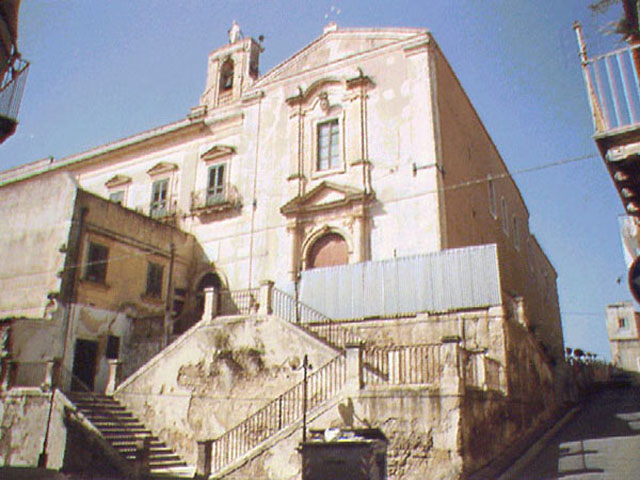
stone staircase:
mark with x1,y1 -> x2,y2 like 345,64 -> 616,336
67,392 -> 189,477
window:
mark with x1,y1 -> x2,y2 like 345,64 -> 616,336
109,190 -> 125,205
512,216 -> 520,250
106,335 -> 120,360
317,119 -> 340,171
150,179 -> 168,218
207,163 -> 226,205
145,262 -> 164,298
85,242 -> 109,284
488,177 -> 497,218
619,316 -> 628,329
501,197 -> 508,235
219,59 -> 234,92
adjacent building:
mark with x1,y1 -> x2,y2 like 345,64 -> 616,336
575,23 -> 640,372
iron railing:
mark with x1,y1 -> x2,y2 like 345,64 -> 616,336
362,344 -> 443,386
218,288 -> 260,316
271,287 -> 362,348
581,44 -> 640,132
211,354 -> 346,472
190,185 -> 241,213
0,57 -> 29,122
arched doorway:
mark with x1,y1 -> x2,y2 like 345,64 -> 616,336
195,273 -> 223,314
306,232 -> 348,269
175,272 -> 223,334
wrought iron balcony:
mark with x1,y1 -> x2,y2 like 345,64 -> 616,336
0,56 -> 29,143
148,197 -> 179,223
190,184 -> 242,214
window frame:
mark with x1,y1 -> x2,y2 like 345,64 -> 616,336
145,262 -> 164,299
149,178 -> 169,218
619,316 -> 628,329
206,163 -> 227,205
501,197 -> 509,235
84,242 -> 109,284
109,190 -> 125,205
314,117 -> 343,175
512,216 -> 520,251
488,176 -> 497,219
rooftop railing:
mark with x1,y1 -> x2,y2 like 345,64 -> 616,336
0,56 -> 29,124
575,23 -> 640,134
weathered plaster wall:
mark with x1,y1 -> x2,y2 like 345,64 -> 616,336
430,40 -> 563,365
327,306 -> 507,361
0,389 -> 69,469
115,315 -> 338,464
458,317 -> 558,474
0,172 -> 77,319
221,387 -> 463,480
74,190 -> 203,315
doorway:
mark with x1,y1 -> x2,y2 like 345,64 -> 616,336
71,339 -> 98,391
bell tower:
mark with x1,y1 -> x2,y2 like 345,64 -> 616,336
200,22 -> 263,110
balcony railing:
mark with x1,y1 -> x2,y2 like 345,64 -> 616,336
190,185 -> 241,214
579,43 -> 640,133
148,197 -> 178,222
0,56 -> 29,141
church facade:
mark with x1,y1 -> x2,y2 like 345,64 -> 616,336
0,23 -> 564,478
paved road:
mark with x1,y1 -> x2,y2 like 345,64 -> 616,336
511,385 -> 640,480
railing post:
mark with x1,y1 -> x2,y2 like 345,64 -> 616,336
440,337 -> 463,396
345,343 -> 364,390
195,439 -> 213,479
479,355 -> 487,391
203,287 -> 217,321
105,359 -> 121,396
259,280 -> 274,315
42,360 -> 55,391
1,358 -> 11,391
389,349 -> 400,384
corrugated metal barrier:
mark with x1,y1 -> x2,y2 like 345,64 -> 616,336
298,244 -> 502,319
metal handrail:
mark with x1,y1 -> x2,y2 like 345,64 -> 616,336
271,287 -> 363,348
211,354 -> 346,472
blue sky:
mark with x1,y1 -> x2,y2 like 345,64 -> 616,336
0,1 -> 630,359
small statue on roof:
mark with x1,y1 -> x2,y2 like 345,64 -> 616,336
229,20 -> 242,44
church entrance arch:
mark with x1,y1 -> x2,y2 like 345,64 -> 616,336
306,232 -> 348,270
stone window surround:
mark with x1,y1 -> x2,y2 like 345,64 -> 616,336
104,174 -> 132,207
146,162 -> 179,217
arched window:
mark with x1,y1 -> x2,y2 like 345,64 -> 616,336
219,59 -> 234,92
306,232 -> 348,269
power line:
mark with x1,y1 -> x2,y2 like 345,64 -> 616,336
0,151 -> 599,286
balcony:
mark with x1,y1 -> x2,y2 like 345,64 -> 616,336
0,56 -> 29,143
190,184 -> 242,215
576,33 -> 640,216
148,198 -> 179,224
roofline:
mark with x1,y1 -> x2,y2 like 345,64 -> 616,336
255,26 -> 429,88
0,116 -> 206,187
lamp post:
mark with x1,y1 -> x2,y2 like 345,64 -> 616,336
302,354 -> 312,442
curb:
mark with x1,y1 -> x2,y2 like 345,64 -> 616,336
496,404 -> 582,480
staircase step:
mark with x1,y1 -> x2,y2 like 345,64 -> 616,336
68,393 -> 185,473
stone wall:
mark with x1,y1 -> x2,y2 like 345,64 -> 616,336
0,389 -> 70,469
115,315 -> 338,464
